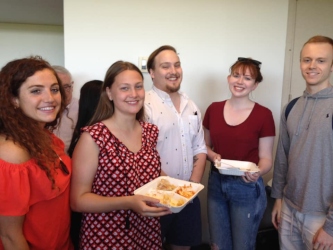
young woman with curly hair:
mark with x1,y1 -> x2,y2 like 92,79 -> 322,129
0,56 -> 73,249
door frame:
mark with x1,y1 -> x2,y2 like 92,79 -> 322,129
281,0 -> 297,109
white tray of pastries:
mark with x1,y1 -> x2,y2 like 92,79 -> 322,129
214,159 -> 259,176
134,176 -> 204,213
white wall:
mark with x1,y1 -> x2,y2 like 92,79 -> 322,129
0,23 -> 64,68
64,0 -> 289,244
0,0 -> 290,245
65,0 -> 289,178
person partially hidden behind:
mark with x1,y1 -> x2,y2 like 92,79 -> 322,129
272,35 -> 333,250
67,80 -> 103,250
52,65 -> 79,153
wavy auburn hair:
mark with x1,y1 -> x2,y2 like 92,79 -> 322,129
0,56 -> 67,188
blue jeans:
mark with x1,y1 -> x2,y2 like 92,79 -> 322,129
207,169 -> 266,250
279,199 -> 326,250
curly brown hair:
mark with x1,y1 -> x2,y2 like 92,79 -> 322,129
0,56 -> 67,188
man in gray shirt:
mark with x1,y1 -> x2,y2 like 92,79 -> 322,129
271,35 -> 333,250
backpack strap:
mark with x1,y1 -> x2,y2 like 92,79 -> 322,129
285,97 -> 333,129
285,97 -> 300,120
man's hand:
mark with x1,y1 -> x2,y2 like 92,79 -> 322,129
272,199 -> 282,230
313,227 -> 333,250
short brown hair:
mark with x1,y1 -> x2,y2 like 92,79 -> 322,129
147,45 -> 177,73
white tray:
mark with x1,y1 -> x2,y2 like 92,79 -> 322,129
134,176 -> 204,213
214,159 -> 259,176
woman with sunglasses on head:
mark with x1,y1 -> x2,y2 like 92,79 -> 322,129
70,61 -> 171,249
0,56 -> 73,249
203,58 -> 275,250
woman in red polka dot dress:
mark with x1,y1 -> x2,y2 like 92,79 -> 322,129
70,61 -> 171,250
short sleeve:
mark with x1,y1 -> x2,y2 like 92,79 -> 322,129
259,107 -> 276,138
143,122 -> 159,148
203,102 -> 225,130
0,160 -> 31,216
82,123 -> 107,151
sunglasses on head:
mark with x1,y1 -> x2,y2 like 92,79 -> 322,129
237,57 -> 262,67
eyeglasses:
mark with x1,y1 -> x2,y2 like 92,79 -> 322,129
63,82 -> 73,91
237,57 -> 262,67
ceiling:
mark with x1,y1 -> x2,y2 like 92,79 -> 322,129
0,0 -> 63,26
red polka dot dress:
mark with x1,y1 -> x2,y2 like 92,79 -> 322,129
80,121 -> 162,250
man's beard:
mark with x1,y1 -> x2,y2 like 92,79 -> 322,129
166,83 -> 181,93
165,73 -> 181,93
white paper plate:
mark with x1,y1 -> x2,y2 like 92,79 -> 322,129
134,176 -> 204,213
214,159 -> 259,176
